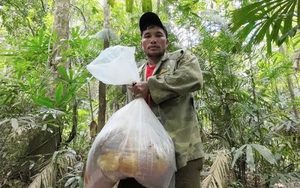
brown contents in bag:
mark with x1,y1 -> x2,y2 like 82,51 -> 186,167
97,149 -> 169,179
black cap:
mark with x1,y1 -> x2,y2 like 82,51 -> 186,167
139,12 -> 168,38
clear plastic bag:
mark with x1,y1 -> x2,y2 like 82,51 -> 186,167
84,46 -> 176,188
86,45 -> 140,85
84,98 -> 176,188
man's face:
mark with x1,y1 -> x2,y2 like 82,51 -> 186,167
141,26 -> 169,58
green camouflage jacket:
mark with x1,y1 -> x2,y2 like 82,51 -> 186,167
128,49 -> 204,169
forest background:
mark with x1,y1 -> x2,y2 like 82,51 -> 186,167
0,0 -> 299,187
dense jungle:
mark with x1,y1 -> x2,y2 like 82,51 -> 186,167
0,0 -> 299,187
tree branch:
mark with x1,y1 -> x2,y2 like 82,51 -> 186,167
70,4 -> 88,31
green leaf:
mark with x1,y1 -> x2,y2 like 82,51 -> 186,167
38,29 -> 44,46
230,0 -> 297,53
69,69 -> 74,81
107,0 -> 115,7
250,144 -> 277,165
92,6 -> 98,14
58,85 -> 77,105
298,0 -> 300,25
278,25 -> 299,45
77,176 -> 84,188
142,0 -> 152,12
57,65 -> 69,81
266,27 -> 272,54
126,0 -> 133,13
230,1 -> 265,32
246,144 -> 255,172
55,83 -> 63,102
32,96 -> 55,108
231,144 -> 247,169
282,1 -> 296,35
271,17 -> 282,44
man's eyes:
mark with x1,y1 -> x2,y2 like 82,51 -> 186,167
144,34 -> 164,38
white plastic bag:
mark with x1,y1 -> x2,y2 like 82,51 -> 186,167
84,98 -> 176,188
84,46 -> 176,188
86,45 -> 140,85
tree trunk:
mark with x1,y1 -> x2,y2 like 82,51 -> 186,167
50,0 -> 70,148
28,0 -> 70,154
97,0 -> 110,133
25,0 -> 70,184
51,0 -> 70,70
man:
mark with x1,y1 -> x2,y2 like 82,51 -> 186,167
118,12 -> 204,188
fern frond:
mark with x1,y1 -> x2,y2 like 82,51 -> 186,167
201,149 -> 231,188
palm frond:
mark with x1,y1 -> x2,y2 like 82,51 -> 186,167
230,0 -> 299,53
28,162 -> 56,188
28,149 -> 77,188
201,149 -> 231,188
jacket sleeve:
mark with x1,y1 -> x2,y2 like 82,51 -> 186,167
148,50 -> 203,104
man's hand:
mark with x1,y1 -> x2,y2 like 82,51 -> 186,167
128,81 -> 149,99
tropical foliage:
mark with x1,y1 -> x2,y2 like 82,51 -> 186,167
0,0 -> 299,187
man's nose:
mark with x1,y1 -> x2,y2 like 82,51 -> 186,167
150,37 -> 157,43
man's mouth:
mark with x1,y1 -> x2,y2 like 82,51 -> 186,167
149,46 -> 159,50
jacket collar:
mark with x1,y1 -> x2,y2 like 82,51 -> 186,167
140,51 -> 169,70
